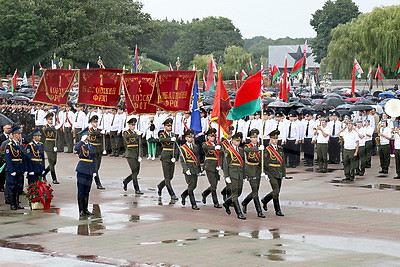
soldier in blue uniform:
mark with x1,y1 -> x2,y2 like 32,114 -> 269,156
74,128 -> 96,217
26,128 -> 45,185
4,126 -> 26,210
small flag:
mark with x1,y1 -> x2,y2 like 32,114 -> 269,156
11,69 -> 18,93
86,63 -> 90,69
68,64 -> 72,70
169,62 -> 174,71
23,72 -> 28,85
133,44 -> 139,72
205,57 -> 217,92
271,65 -> 280,83
280,57 -> 289,102
367,67 -> 373,90
190,76 -> 202,135
290,57 -> 305,77
354,59 -> 363,77
240,69 -> 248,81
375,64 -> 385,80
395,59 -> 400,79
38,62 -> 43,70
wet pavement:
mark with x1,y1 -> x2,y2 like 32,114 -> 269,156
1,153 -> 400,266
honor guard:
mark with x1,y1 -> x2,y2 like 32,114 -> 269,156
222,132 -> 246,220
42,113 -> 59,184
26,128 -> 45,185
157,118 -> 179,200
201,128 -> 222,208
74,128 -> 96,217
4,126 -> 26,210
220,125 -> 234,201
180,129 -> 201,210
122,118 -> 143,194
88,115 -> 105,189
241,129 -> 265,218
261,130 -> 286,216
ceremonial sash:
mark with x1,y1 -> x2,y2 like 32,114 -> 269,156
181,144 -> 199,165
183,118 -> 189,130
248,143 -> 260,162
205,141 -> 217,157
266,145 -> 283,166
65,113 -> 73,127
228,147 -> 244,167
222,139 -> 233,150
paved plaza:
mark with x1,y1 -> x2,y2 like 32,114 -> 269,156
1,153 -> 400,266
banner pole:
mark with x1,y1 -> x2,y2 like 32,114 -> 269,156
260,73 -> 265,175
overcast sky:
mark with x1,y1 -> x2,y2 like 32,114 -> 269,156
138,0 -> 398,39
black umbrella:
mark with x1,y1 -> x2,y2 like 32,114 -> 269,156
298,98 -> 313,106
0,114 -> 14,126
313,103 -> 333,111
0,91 -> 12,99
268,101 -> 290,108
354,99 -> 375,105
322,98 -> 345,107
324,93 -> 343,99
350,105 -> 373,111
336,104 -> 353,110
9,95 -> 31,101
311,93 -> 325,99
289,101 -> 305,108
263,97 -> 275,105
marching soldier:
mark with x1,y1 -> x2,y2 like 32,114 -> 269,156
220,125 -> 234,201
4,126 -> 26,210
157,118 -> 179,200
122,118 -> 143,194
74,128 -> 96,217
222,132 -> 246,220
261,130 -> 286,216
180,129 -> 201,210
201,128 -> 222,208
42,113 -> 60,184
26,128 -> 45,185
241,129 -> 265,218
88,115 -> 105,189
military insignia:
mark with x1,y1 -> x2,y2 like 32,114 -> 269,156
5,149 -> 9,153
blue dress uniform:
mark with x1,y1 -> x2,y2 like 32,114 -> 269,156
74,128 -> 96,216
26,129 -> 45,185
4,126 -> 26,210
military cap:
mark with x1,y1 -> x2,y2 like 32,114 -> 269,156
228,125 -> 234,132
331,111 -> 340,117
275,111 -> 283,117
200,108 -> 207,113
321,118 -> 329,122
264,109 -> 274,116
77,127 -> 89,136
343,114 -> 351,120
163,118 -> 173,126
288,110 -> 298,117
10,125 -> 21,134
303,110 -> 312,116
184,129 -> 194,137
206,128 -> 217,136
269,130 -> 280,139
127,118 -> 137,125
231,132 -> 243,141
89,115 -> 98,123
44,113 -> 54,119
254,111 -> 261,116
29,128 -> 41,136
249,128 -> 259,138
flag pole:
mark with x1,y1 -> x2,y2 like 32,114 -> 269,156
260,72 -> 265,176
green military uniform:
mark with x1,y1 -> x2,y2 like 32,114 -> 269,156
157,118 -> 178,200
201,128 -> 222,208
220,138 -> 232,201
122,118 -> 142,194
222,132 -> 246,220
180,129 -> 201,210
241,129 -> 265,218
261,130 -> 285,216
42,113 -> 59,184
88,115 -> 105,189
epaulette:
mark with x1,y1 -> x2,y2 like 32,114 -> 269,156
29,142 -> 33,145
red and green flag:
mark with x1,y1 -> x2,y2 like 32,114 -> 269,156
205,57 -> 217,92
395,59 -> 400,79
271,65 -> 280,83
11,69 -> 18,93
290,57 -> 305,77
227,71 -> 262,120
240,69 -> 248,81
367,67 -> 373,90
375,64 -> 385,80
351,59 -> 363,96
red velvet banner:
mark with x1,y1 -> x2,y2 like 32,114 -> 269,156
32,69 -> 76,106
123,73 -> 157,115
149,70 -> 196,112
78,69 -> 123,107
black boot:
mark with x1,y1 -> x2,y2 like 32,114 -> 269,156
84,196 -> 94,215
221,187 -> 227,202
43,167 -> 50,182
241,194 -> 252,214
132,177 -> 143,195
233,200 -> 246,220
10,193 -> 17,210
15,193 -> 24,209
94,175 -> 105,190
223,198 -> 232,215
189,193 -> 199,210
181,190 -> 188,205
201,188 -> 211,204
51,171 -> 59,184
261,193 -> 273,211
254,198 -> 266,218
157,181 -> 164,196
273,199 -> 284,216
78,198 -> 86,217
211,191 -> 222,208
166,183 -> 178,200
122,176 -> 131,191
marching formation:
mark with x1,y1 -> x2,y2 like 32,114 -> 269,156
1,101 -> 399,220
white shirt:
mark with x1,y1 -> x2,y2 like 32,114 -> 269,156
364,126 -> 374,141
33,109 -> 46,126
302,119 -> 316,139
328,120 -> 342,137
63,111 -> 74,128
262,119 -> 275,139
285,120 -> 301,142
379,126 -> 392,145
394,132 -> 400,149
73,110 -> 86,129
355,127 -> 366,146
340,129 -> 359,150
316,126 -> 330,144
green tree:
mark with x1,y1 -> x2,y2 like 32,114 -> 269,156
222,46 -> 252,79
310,0 -> 360,63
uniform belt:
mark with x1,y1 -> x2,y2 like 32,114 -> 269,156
46,138 -> 56,141
80,159 -> 93,162
205,157 -> 217,160
186,160 -> 194,163
230,163 -> 243,166
247,162 -> 259,165
127,144 -> 138,147
163,148 -> 173,151
11,159 -> 22,161
31,159 -> 42,162
89,143 -> 100,146
268,163 -> 281,167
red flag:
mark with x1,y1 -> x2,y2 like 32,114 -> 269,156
205,57 -> 216,91
211,70 -> 232,136
123,73 -> 157,115
280,57 -> 288,102
395,59 -> 400,79
351,61 -> 356,96
32,66 -> 35,90
375,64 -> 385,80
133,44 -> 139,72
11,69 -> 18,93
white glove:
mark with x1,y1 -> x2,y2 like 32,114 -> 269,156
29,172 -> 34,175
171,137 -> 176,142
81,135 -> 88,142
215,145 -> 221,150
11,172 -> 16,176
216,166 -> 221,171
53,147 -> 58,152
171,158 -> 176,163
100,130 -> 105,134
185,169 -> 191,175
102,150 -> 107,155
259,145 -> 265,151
225,177 -> 231,184
261,173 -> 269,181
93,173 -> 97,178
135,130 -> 142,136
24,172 -> 28,176
138,157 -> 142,162
42,170 -> 45,175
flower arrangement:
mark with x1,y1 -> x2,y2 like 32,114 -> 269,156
26,181 -> 54,210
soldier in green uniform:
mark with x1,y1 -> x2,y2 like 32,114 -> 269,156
220,125 -> 234,201
122,118 -> 143,194
180,129 -> 201,210
42,113 -> 60,184
261,130 -> 285,216
157,118 -> 179,200
88,115 -> 105,189
201,128 -> 222,208
222,132 -> 246,220
241,129 -> 265,218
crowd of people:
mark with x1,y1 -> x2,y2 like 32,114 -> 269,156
0,102 -> 398,220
